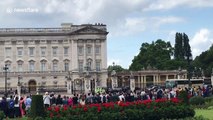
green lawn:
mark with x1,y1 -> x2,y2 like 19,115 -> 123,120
195,109 -> 213,120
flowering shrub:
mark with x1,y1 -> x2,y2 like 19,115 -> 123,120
45,98 -> 195,120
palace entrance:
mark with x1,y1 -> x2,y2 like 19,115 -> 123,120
28,80 -> 37,93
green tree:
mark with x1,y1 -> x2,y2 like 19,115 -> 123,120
174,33 -> 192,60
174,32 -> 184,60
108,64 -> 126,73
183,33 -> 192,58
193,44 -> 213,77
129,39 -> 173,70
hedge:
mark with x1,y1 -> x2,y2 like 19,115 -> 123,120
189,96 -> 205,105
29,95 -> 46,119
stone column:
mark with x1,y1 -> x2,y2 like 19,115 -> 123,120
143,75 -> 146,88
67,80 -> 72,94
138,76 -> 140,88
111,70 -> 118,89
141,76 -> 144,89
158,75 -> 161,85
153,75 -> 156,85
66,72 -> 72,94
130,73 -> 135,92
84,77 -> 91,94
155,75 -> 158,85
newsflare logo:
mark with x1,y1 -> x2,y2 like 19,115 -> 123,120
6,7 -> 39,14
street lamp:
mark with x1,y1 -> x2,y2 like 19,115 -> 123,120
184,55 -> 193,88
3,65 -> 9,97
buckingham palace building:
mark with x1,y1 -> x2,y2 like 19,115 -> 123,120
0,23 -> 108,95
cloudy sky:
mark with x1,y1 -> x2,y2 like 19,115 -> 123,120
0,0 -> 213,68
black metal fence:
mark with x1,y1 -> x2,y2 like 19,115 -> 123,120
0,85 -> 67,95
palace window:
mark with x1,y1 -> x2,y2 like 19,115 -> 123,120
17,61 -> 23,72
29,60 -> 35,71
64,63 -> 69,71
41,60 -> 46,71
52,60 -> 58,71
52,47 -> 58,57
40,47 -> 46,57
96,61 -> 101,71
95,46 -> 101,54
5,47 -> 11,58
64,47 -> 69,56
86,46 -> 92,55
29,47 -> 34,56
17,47 -> 23,57
78,46 -> 83,55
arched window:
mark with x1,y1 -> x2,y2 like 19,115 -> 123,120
64,59 -> 70,71
40,60 -> 47,71
17,60 -> 24,72
52,60 -> 58,71
29,60 -> 35,72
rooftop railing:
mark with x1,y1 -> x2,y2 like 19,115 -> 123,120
0,28 -> 72,33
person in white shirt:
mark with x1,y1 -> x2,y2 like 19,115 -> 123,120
43,92 -> 51,108
119,93 -> 125,102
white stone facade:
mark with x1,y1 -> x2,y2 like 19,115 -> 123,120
0,23 -> 108,94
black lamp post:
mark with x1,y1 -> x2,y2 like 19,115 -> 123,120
184,56 -> 193,88
3,65 -> 9,97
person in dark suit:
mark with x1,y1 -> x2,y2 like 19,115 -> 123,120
0,96 -> 8,118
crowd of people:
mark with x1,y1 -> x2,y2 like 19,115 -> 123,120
0,85 -> 212,119
42,85 -> 213,108
0,95 -> 31,118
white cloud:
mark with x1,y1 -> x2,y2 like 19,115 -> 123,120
153,16 -> 184,28
144,0 -> 213,11
112,16 -> 183,36
190,29 -> 213,57
0,0 -> 184,33
167,30 -> 177,46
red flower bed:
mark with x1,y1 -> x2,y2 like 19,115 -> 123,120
46,98 -> 181,118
